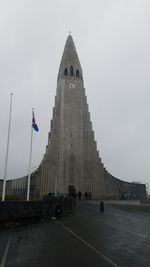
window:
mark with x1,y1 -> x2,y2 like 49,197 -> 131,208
64,68 -> 68,76
76,70 -> 79,77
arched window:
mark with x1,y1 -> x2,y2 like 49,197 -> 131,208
70,65 -> 73,77
76,70 -> 79,77
64,68 -> 68,76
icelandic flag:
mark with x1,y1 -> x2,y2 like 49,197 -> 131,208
32,111 -> 39,132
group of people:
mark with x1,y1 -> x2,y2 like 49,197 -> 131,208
69,191 -> 92,200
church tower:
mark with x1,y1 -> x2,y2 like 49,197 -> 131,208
7,34 -> 146,201
38,34 -> 114,198
40,35 -> 87,197
37,35 -> 146,200
56,35 -> 84,195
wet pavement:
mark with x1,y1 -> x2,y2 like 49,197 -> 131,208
0,201 -> 150,267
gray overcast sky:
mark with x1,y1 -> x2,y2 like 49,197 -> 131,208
0,0 -> 150,192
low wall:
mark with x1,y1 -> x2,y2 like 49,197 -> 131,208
0,197 -> 76,226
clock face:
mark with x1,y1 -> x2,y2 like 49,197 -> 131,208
69,83 -> 75,88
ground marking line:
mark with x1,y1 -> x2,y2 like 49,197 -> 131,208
76,212 -> 147,238
55,220 -> 119,267
0,234 -> 12,267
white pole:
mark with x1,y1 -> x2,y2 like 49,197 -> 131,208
2,93 -> 13,201
27,108 -> 34,201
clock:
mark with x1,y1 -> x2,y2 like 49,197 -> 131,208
69,83 -> 75,88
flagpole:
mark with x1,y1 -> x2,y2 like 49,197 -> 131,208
27,108 -> 34,201
2,93 -> 13,201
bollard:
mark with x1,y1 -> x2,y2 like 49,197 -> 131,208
55,204 -> 62,217
100,201 -> 104,212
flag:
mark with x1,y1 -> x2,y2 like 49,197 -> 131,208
32,111 -> 39,132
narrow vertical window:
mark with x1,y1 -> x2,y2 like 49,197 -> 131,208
64,68 -> 68,76
76,70 -> 79,77
70,65 -> 73,77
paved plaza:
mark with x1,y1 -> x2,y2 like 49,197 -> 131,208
0,201 -> 150,267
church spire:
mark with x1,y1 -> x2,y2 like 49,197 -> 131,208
58,34 -> 83,80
